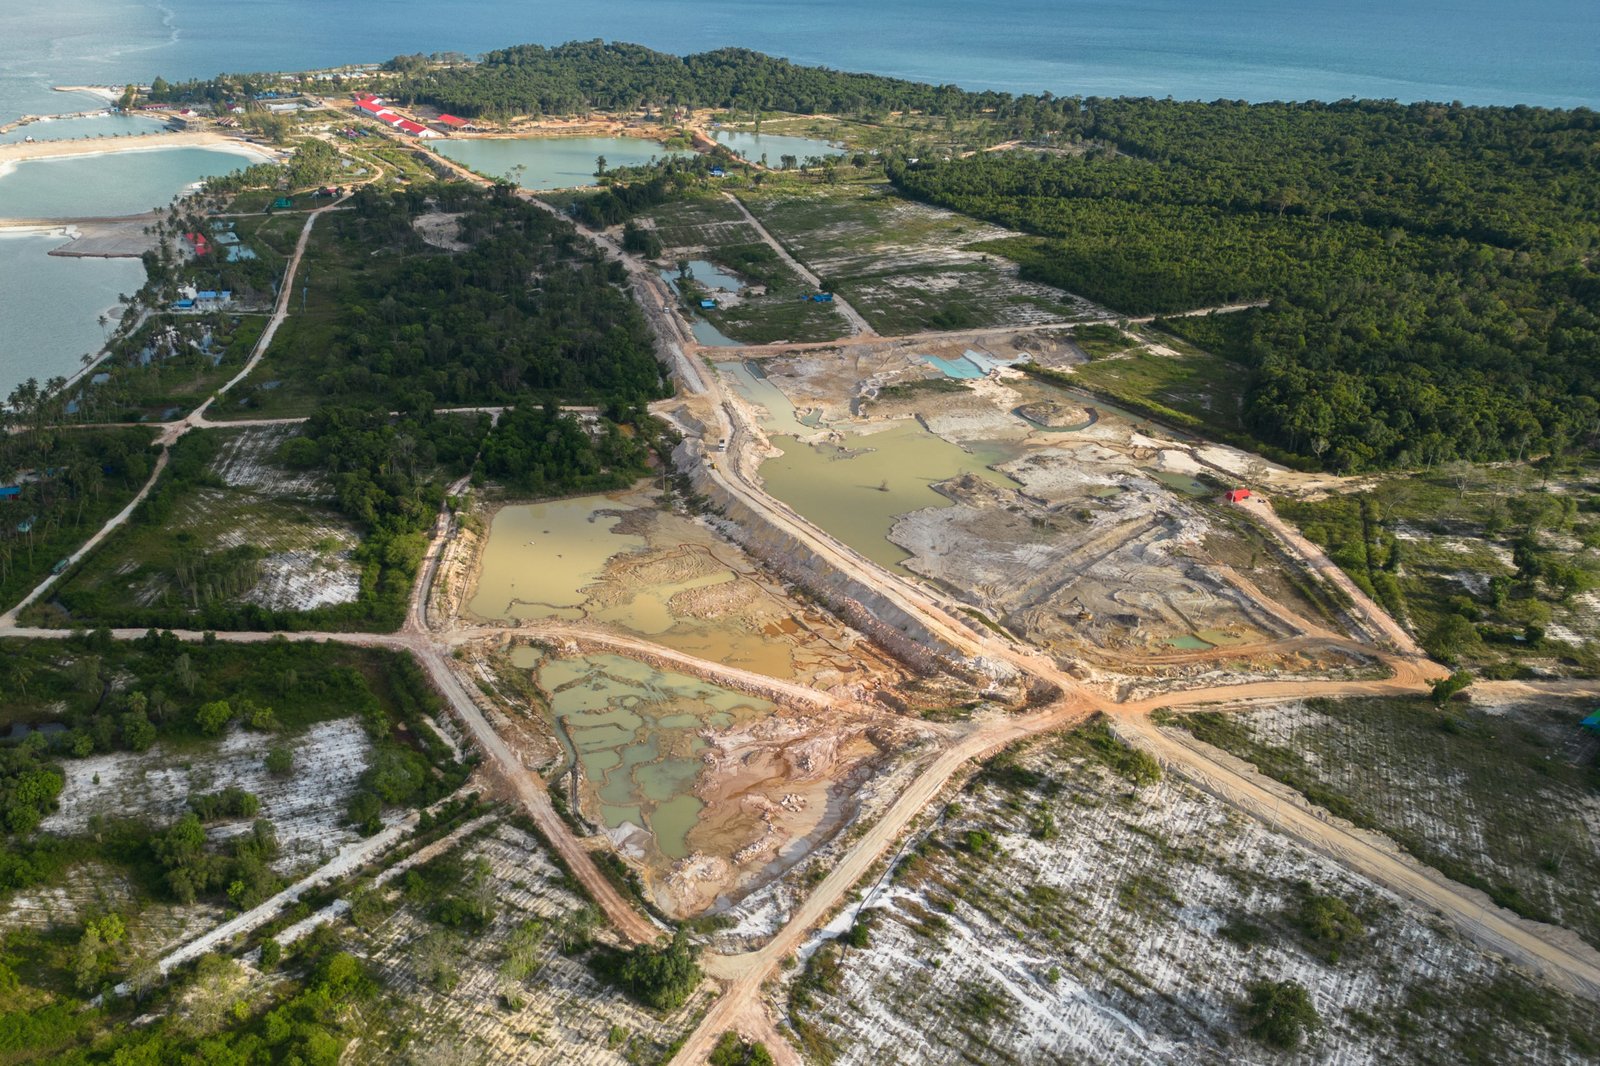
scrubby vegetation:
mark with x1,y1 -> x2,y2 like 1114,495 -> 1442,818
1170,698 -> 1600,945
1276,462 -> 1600,677
0,423 -> 156,613
0,633 -> 464,897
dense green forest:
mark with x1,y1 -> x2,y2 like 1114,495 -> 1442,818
242,182 -> 668,411
385,40 -> 1059,123
479,403 -> 654,496
891,98 -> 1600,470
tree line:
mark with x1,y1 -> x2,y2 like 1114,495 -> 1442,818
891,98 -> 1600,471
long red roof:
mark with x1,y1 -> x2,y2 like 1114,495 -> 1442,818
436,114 -> 469,127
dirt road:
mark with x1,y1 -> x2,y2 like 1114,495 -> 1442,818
1238,494 -> 1427,657
409,644 -> 662,946
0,446 -> 169,628
1115,714 -> 1600,1000
722,192 -> 875,337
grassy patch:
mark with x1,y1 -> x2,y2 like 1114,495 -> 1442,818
738,181 -> 1082,333
0,426 -> 158,614
1277,460 -> 1600,676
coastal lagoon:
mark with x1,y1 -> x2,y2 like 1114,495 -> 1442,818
0,144 -> 267,218
0,142 -> 267,392
0,231 -> 142,395
432,136 -> 682,190
0,113 -> 170,144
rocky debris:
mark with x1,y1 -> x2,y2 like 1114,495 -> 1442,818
1016,400 -> 1093,428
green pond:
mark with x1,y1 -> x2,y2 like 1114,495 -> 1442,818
759,420 -> 1019,570
513,650 -> 774,861
432,135 -> 683,190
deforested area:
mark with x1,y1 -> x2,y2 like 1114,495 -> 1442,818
339,818 -> 713,1064
1165,696 -> 1600,950
779,726 -> 1598,1064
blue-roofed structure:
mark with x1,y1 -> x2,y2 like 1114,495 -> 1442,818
1582,711 -> 1600,734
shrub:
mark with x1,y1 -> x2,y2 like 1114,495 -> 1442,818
1241,978 -> 1320,1049
596,930 -> 701,1011
1293,890 -> 1364,961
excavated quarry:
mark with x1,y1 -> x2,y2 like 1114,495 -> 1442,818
447,486 -> 963,918
715,341 -> 1369,692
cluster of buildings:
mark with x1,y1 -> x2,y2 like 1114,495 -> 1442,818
353,94 -> 436,138
352,94 -> 476,138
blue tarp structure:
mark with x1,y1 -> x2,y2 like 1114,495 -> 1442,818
1581,711 -> 1600,733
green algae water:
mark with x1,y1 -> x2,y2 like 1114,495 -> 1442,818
523,651 -> 774,861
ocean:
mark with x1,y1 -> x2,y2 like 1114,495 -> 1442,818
2,0 -> 1596,125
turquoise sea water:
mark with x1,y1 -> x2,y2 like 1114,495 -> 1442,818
0,145 -> 270,218
0,144 -> 267,393
0,232 -> 143,397
3,0 -> 1596,125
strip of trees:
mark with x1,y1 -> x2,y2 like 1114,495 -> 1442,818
891,98 -> 1600,471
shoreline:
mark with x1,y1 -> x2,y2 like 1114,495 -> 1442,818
53,85 -> 124,105
0,131 -> 280,167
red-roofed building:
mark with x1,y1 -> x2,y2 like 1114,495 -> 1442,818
184,232 -> 210,256
1225,488 -> 1253,503
436,114 -> 469,128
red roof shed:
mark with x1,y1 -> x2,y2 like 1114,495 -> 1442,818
436,114 -> 469,128
1226,488 -> 1252,503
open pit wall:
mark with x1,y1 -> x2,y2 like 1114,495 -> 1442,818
673,438 -> 1029,697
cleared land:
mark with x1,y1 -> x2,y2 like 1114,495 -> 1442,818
1166,696 -> 1600,949
780,728 -> 1598,1064
33,425 -> 364,628
341,818 -> 714,1065
1277,462 -> 1600,678
638,195 -> 851,344
737,181 -> 1102,334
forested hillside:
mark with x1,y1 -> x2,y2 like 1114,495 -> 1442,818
893,99 -> 1600,470
387,40 -> 1065,125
